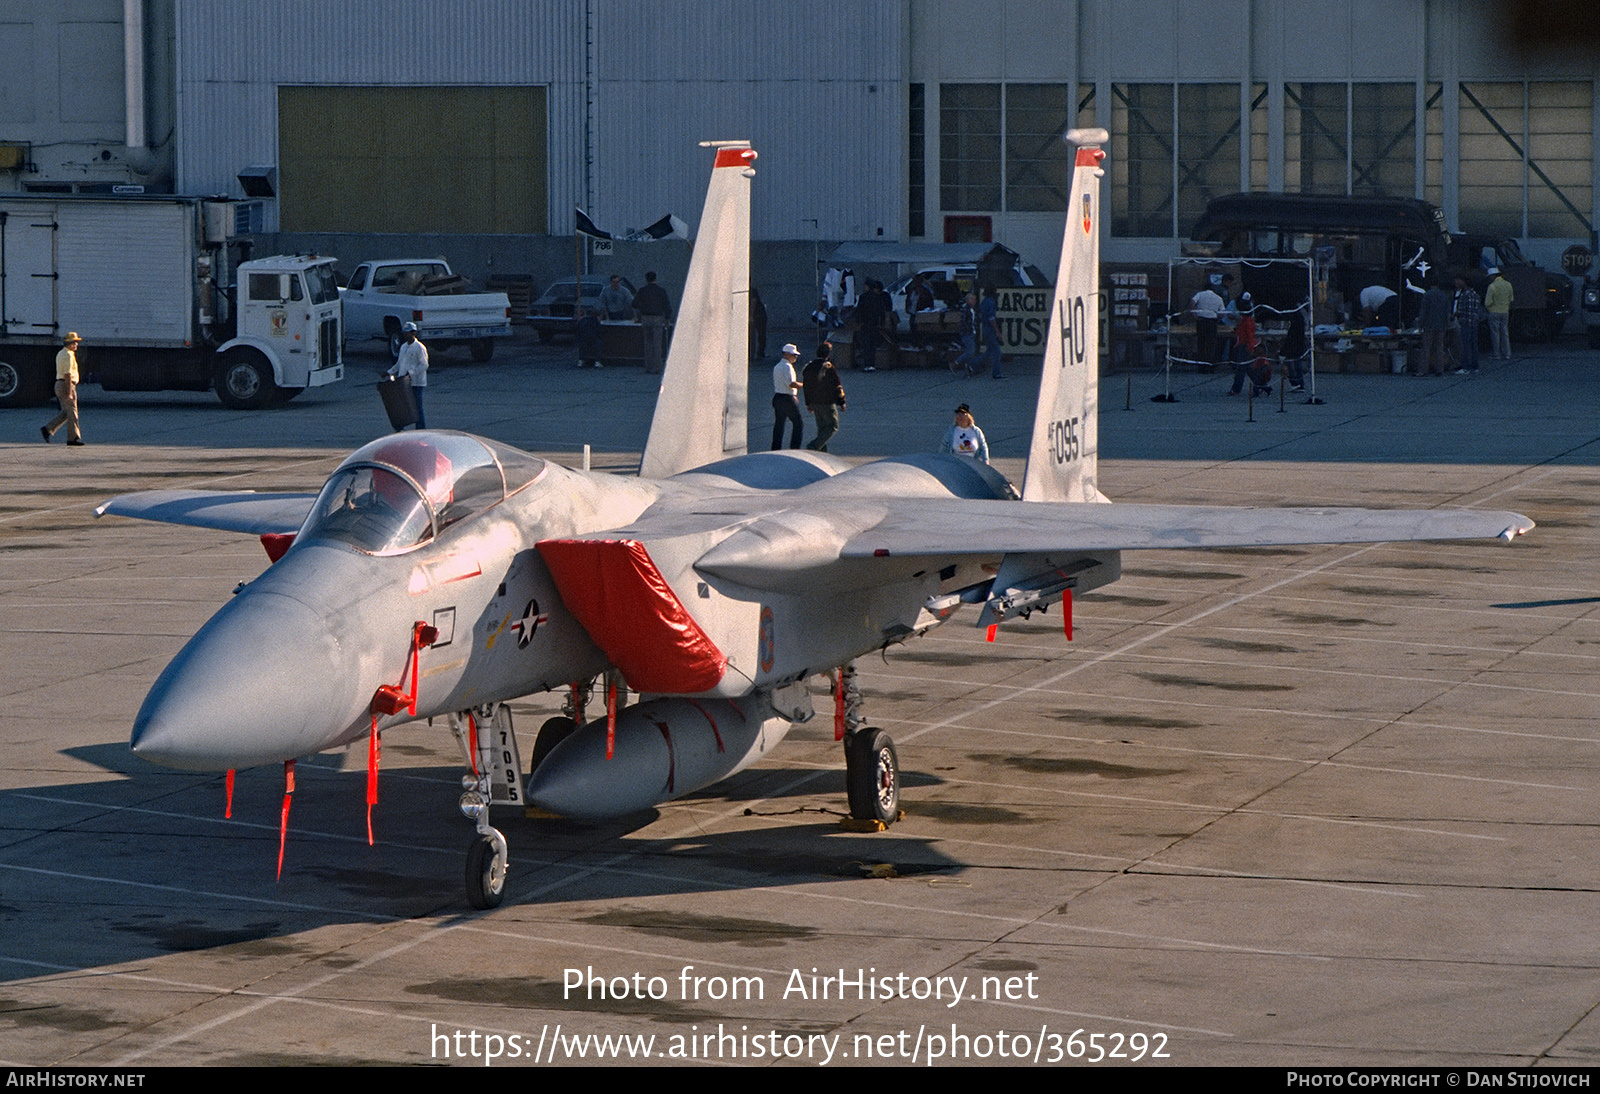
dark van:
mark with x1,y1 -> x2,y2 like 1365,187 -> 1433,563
1191,193 -> 1570,339
1189,193 -> 1450,326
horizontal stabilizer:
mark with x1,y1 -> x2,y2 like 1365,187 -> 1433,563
94,490 -> 316,536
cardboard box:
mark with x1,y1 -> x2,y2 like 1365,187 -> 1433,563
829,330 -> 853,370
912,311 -> 960,334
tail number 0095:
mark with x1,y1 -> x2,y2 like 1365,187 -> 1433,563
1047,415 -> 1081,464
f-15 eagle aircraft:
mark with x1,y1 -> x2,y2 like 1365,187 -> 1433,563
98,135 -> 1532,909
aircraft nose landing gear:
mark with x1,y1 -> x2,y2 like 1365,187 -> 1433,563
465,827 -> 509,910
451,705 -> 524,910
458,770 -> 509,909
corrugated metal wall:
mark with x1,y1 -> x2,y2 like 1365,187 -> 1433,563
176,0 -> 586,235
173,0 -> 904,241
593,1 -> 903,239
171,0 -> 1597,272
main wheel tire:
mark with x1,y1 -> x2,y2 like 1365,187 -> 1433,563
0,357 -> 47,409
845,728 -> 900,824
215,349 -> 276,409
469,339 -> 495,363
0,358 -> 22,408
529,716 -> 578,773
387,322 -> 404,361
466,833 -> 507,909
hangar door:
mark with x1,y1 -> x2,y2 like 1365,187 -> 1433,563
278,86 -> 547,234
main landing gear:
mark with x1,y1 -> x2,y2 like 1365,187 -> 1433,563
528,678 -> 591,772
451,703 -> 525,909
836,662 -> 901,827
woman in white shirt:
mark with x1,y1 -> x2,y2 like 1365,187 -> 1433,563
938,403 -> 989,463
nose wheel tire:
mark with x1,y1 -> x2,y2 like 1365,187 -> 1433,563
845,728 -> 900,824
465,829 -> 508,909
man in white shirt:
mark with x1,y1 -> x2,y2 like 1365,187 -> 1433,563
1190,282 -> 1225,370
1359,284 -> 1400,329
388,321 -> 430,429
771,343 -> 804,450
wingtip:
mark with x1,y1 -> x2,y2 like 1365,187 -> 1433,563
1498,518 -> 1535,543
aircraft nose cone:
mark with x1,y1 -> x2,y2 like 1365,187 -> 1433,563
132,589 -> 362,771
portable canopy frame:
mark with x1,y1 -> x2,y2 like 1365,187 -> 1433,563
1162,256 -> 1316,402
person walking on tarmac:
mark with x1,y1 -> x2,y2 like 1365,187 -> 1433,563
951,292 -> 982,376
802,342 -> 846,452
979,287 -> 1004,378
387,321 -> 429,429
633,271 -> 673,374
771,343 -> 805,450
40,332 -> 86,445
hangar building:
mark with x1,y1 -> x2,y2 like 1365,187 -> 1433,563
3,1 -> 1595,320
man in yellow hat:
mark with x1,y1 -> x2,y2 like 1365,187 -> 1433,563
41,332 -> 85,445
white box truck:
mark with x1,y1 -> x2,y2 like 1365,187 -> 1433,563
0,194 -> 343,409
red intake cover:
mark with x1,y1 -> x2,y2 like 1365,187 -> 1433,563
260,533 -> 295,562
536,538 -> 727,694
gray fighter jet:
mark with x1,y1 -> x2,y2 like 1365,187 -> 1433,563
99,137 -> 1532,908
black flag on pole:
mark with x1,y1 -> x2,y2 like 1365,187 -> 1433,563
625,213 -> 689,241
574,209 -> 612,240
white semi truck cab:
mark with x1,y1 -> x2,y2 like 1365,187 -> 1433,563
218,255 -> 345,407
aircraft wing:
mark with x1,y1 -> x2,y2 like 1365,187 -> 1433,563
838,500 -> 1535,557
94,490 -> 316,536
693,499 -> 1534,590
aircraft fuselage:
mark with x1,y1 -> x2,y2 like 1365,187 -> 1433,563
130,440 -> 1070,776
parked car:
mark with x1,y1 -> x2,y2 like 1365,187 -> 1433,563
822,241 -> 1047,319
526,276 -> 635,343
1581,278 -> 1600,348
885,261 -> 1050,317
341,259 -> 512,362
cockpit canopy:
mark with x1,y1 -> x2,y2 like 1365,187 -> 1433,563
298,432 -> 545,554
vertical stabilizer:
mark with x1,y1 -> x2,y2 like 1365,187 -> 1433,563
640,142 -> 756,478
1021,129 -> 1109,504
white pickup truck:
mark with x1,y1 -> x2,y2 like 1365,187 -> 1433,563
341,259 -> 513,361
